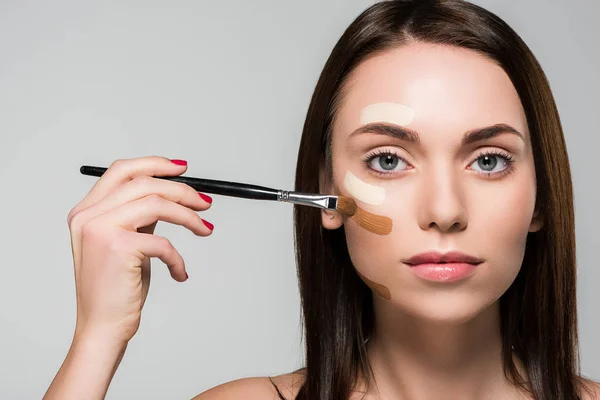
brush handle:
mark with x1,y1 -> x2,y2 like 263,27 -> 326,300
79,166 -> 280,201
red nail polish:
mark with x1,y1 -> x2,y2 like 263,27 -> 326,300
170,159 -> 187,166
185,272 -> 189,279
202,219 -> 214,231
199,193 -> 213,204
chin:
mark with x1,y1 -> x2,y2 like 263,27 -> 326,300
391,291 -> 499,325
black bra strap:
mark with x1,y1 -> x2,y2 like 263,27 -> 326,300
268,376 -> 287,400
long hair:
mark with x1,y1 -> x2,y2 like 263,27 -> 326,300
293,1 -> 582,399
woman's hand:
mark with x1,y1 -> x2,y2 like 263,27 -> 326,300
44,156 -> 213,400
67,156 -> 213,345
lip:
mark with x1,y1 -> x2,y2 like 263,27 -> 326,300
408,263 -> 479,282
403,251 -> 484,266
403,251 -> 484,283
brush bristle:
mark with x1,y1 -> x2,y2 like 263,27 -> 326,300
336,196 -> 357,217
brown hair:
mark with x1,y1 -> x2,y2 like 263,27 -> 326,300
294,1 -> 586,399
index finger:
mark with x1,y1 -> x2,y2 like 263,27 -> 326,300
72,156 -> 188,215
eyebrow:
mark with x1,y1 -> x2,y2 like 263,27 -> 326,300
348,122 -> 525,145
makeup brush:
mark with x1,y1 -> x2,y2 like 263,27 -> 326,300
79,166 -> 357,217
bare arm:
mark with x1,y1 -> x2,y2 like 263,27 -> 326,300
43,331 -> 127,400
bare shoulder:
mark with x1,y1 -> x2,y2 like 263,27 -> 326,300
579,376 -> 600,400
269,369 -> 307,399
191,377 -> 275,400
191,370 -> 306,400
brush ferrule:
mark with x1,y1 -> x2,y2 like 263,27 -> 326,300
278,190 -> 335,210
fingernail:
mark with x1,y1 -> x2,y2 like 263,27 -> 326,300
202,219 -> 214,231
185,272 -> 189,280
170,159 -> 187,166
199,193 -> 213,204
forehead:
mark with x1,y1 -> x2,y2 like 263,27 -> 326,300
334,42 -> 528,141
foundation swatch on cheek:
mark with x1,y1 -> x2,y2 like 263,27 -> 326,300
355,269 -> 391,300
343,171 -> 393,235
342,171 -> 393,235
343,171 -> 385,205
353,207 -> 393,235
360,102 -> 415,126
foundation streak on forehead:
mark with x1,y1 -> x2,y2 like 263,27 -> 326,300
360,102 -> 415,126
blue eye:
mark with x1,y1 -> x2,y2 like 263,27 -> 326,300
363,149 -> 515,178
367,152 -> 408,174
469,151 -> 514,176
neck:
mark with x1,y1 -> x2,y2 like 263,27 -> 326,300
364,300 -> 527,400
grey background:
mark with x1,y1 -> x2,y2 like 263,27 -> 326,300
0,0 -> 598,398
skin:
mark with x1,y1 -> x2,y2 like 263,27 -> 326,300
44,45 -> 600,400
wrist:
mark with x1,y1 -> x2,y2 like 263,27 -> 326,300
71,331 -> 128,360
43,328 -> 129,399
73,324 -> 129,353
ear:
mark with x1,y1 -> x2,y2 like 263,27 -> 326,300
528,204 -> 543,232
319,164 -> 344,230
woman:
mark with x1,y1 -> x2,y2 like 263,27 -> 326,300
44,0 -> 599,399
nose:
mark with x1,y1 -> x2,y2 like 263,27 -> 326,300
417,167 -> 468,233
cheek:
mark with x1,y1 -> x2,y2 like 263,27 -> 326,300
333,168 -> 398,294
478,164 -> 536,245
343,201 -> 406,300
344,214 -> 393,264
455,168 -> 538,318
472,176 -> 536,283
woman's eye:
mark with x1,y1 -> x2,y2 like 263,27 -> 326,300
469,154 -> 508,173
368,153 -> 408,173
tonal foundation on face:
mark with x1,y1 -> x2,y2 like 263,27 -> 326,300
343,171 -> 385,205
360,102 -> 415,126
343,171 -> 393,298
342,171 -> 392,235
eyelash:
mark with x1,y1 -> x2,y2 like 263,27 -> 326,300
474,150 -> 515,178
362,148 -> 516,179
362,149 -> 410,178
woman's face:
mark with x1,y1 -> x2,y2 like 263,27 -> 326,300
322,42 -> 542,323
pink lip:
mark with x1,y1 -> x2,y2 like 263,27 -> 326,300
408,263 -> 478,282
403,251 -> 483,283
404,251 -> 483,265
